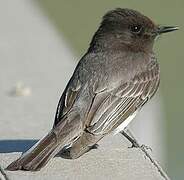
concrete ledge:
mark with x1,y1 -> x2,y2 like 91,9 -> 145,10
0,134 -> 166,180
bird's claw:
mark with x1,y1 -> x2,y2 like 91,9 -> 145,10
141,144 -> 152,151
89,144 -> 99,150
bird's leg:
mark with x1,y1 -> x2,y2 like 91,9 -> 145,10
120,128 -> 152,150
120,128 -> 139,148
58,130 -> 102,159
120,128 -> 169,180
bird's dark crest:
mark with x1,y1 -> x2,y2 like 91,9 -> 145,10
103,8 -> 143,20
102,8 -> 155,29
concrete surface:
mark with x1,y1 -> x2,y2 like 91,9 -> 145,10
0,0 -> 168,180
0,135 -> 165,180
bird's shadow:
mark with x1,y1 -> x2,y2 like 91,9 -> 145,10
0,139 -> 38,154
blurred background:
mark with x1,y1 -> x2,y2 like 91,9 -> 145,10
0,0 -> 183,179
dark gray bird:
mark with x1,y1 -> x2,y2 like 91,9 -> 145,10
6,8 -> 178,171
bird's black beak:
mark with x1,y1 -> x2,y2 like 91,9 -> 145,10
156,26 -> 179,34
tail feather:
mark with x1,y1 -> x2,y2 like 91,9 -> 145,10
6,114 -> 81,171
6,131 -> 59,171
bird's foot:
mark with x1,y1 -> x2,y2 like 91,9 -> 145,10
89,144 -> 99,150
120,130 -> 139,148
128,140 -> 139,148
141,144 -> 152,151
57,147 -> 72,159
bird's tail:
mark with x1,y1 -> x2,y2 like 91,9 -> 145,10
6,113 -> 81,171
6,130 -> 61,171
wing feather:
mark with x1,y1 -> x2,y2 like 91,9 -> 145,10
54,79 -> 81,126
87,62 -> 160,135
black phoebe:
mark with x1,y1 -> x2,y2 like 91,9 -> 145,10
6,8 -> 178,171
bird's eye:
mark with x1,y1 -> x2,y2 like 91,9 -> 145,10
130,25 -> 142,34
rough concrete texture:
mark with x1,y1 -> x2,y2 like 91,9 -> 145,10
0,1 -> 168,180
0,135 -> 165,180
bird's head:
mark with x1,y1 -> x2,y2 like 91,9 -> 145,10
89,8 -> 178,53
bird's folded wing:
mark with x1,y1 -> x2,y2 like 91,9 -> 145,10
86,62 -> 160,135
54,78 -> 81,127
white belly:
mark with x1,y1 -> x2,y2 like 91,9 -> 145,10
113,110 -> 138,135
